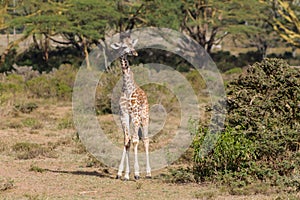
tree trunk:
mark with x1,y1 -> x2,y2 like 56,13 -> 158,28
82,37 -> 90,70
44,34 -> 49,62
292,47 -> 297,58
0,33 -> 30,65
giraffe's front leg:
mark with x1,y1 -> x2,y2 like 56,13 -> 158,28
116,146 -> 126,179
117,111 -> 131,180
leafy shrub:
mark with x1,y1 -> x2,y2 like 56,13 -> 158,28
185,69 -> 207,94
193,58 -> 300,189
211,50 -> 263,72
211,51 -> 238,72
16,46 -> 82,72
0,74 -> 25,111
2,74 -> 24,94
95,69 -> 121,114
193,127 -> 256,184
0,48 -> 17,73
26,64 -> 76,100
26,75 -> 57,98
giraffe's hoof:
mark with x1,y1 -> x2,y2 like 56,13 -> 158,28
116,175 -> 122,180
123,178 -> 129,181
145,175 -> 152,179
134,175 -> 140,180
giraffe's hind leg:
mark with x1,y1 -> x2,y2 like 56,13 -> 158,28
132,117 -> 141,180
142,117 -> 151,178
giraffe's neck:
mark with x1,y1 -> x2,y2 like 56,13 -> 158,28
120,54 -> 137,95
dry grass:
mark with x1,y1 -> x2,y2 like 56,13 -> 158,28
0,73 -> 299,199
1,100 -> 299,199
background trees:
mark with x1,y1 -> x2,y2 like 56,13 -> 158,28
272,0 -> 300,48
0,0 -> 299,72
180,0 -> 262,54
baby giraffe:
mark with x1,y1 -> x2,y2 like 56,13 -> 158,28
111,35 -> 151,180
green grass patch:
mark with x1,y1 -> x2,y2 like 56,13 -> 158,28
57,114 -> 74,130
29,165 -> 46,173
224,67 -> 243,75
12,142 -> 56,159
22,118 -> 43,129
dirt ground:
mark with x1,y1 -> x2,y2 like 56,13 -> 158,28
0,102 -> 299,200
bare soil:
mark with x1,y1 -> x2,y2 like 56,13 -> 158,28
0,102 -> 298,200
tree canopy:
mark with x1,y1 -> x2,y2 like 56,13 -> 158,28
272,0 -> 300,47
0,0 -> 299,71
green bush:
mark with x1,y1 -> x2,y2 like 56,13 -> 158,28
0,74 -> 25,108
193,58 -> 300,189
26,64 -> 76,100
185,69 -> 206,93
26,75 -> 57,98
95,69 -> 121,114
16,46 -> 82,72
193,127 -> 256,184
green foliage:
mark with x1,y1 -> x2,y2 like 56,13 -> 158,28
180,0 -> 268,53
193,127 -> 256,183
0,64 -> 77,107
162,168 -> 195,184
0,73 -> 25,106
2,73 -> 24,94
16,46 -> 82,72
26,75 -> 57,98
95,69 -> 121,114
185,69 -> 207,95
211,50 -> 263,72
26,64 -> 76,100
224,67 -> 243,75
193,58 -> 300,190
65,0 -> 119,39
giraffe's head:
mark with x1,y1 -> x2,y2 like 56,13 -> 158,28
111,37 -> 138,57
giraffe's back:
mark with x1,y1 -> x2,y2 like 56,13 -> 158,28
129,87 -> 148,114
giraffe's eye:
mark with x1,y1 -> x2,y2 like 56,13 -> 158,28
124,47 -> 130,53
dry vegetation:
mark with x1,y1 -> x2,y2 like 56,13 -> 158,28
0,64 -> 299,199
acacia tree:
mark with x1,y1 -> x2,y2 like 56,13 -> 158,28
58,0 -> 119,69
1,0 -> 69,69
0,0 -> 9,31
230,1 -> 274,59
1,0 -> 119,70
272,0 -> 300,47
157,0 -> 269,54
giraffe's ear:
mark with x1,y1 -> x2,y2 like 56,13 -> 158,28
132,39 -> 138,47
111,42 -> 122,49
